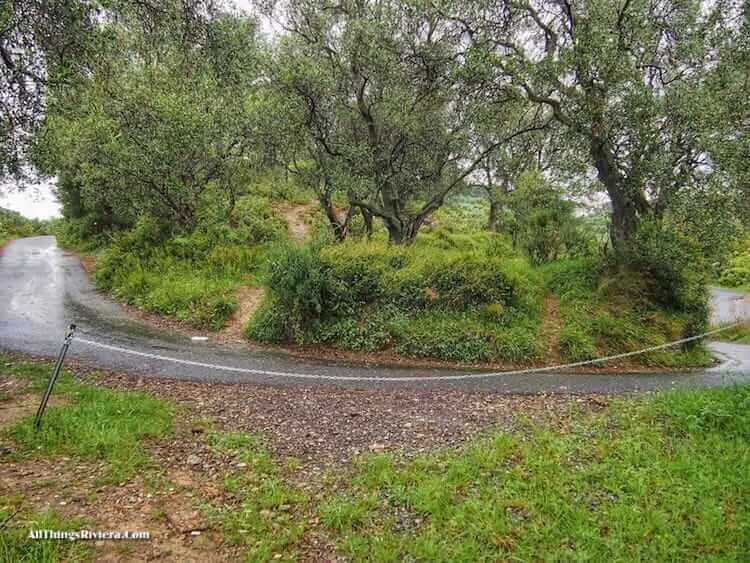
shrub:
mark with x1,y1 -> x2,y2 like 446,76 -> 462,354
190,295 -> 238,331
505,169 -> 598,265
266,245 -> 328,341
390,313 -> 492,363
719,243 -> 750,289
559,324 -> 598,362
115,215 -> 170,254
318,240 -> 533,313
233,196 -> 289,243
310,315 -> 392,352
319,242 -> 397,313
426,254 -> 524,310
625,220 -> 709,336
245,294 -> 286,342
720,265 -> 750,288
250,238 -> 544,362
383,262 -> 431,311
482,303 -> 505,322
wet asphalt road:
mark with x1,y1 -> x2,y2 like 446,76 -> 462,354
1,236 -> 749,393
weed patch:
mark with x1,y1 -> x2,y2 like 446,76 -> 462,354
0,501 -> 92,562
320,386 -> 750,560
2,355 -> 176,484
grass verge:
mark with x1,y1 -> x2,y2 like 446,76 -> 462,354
2,354 -> 747,560
199,431 -> 311,560
1,356 -> 176,484
713,323 -> 750,345
0,502 -> 93,563
319,386 -> 750,560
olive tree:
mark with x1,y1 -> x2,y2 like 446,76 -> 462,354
273,0 -> 547,244
458,0 -> 742,255
32,12 -> 267,232
0,0 -> 217,180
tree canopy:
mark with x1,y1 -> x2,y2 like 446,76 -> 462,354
1,0 -> 747,251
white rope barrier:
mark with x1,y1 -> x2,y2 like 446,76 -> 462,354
73,321 -> 747,383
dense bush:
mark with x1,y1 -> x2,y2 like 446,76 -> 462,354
51,216 -> 109,251
542,232 -> 712,365
719,237 -> 750,290
82,202 -> 288,330
248,235 -> 544,362
232,196 -> 290,243
249,225 -> 710,366
624,220 -> 709,336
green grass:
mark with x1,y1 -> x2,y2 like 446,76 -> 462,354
99,257 -> 242,330
319,386 -> 750,560
2,353 -> 748,559
543,258 -> 714,367
713,323 -> 750,344
1,355 -> 176,484
201,430 -> 311,560
0,500 -> 93,562
54,196 -> 289,330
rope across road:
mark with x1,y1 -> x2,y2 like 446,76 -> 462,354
74,322 -> 746,383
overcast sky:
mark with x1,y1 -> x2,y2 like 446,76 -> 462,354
0,179 -> 61,219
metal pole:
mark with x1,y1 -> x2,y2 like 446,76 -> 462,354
34,323 -> 76,431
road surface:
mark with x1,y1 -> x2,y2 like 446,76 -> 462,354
1,236 -> 748,393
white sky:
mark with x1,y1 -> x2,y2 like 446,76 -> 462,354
0,179 -> 61,219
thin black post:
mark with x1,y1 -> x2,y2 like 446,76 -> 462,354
34,324 -> 76,431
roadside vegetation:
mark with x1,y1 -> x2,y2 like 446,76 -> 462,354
714,324 -> 750,346
719,237 -> 750,293
1,355 -> 748,560
59,190 -> 293,330
249,216 -> 712,366
4,0 -> 748,367
320,385 -> 750,560
0,356 -> 176,561
0,207 -> 48,249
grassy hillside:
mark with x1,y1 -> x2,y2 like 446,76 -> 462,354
55,187 -> 717,368
248,234 -> 711,367
55,193 -> 293,330
246,200 -> 713,367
